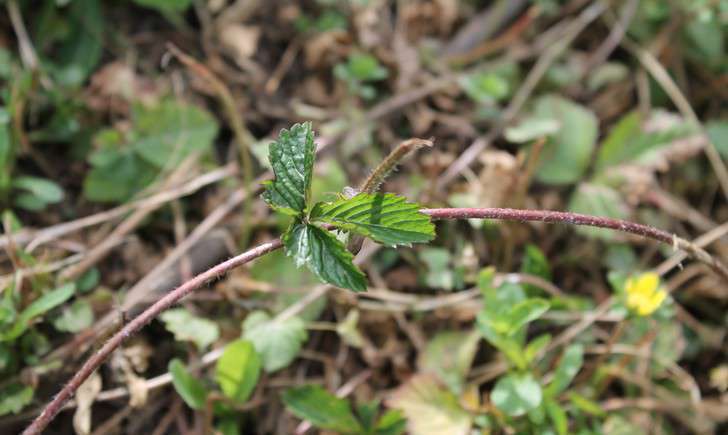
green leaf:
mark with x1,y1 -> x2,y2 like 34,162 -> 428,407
544,398 -> 568,435
160,308 -> 219,350
12,176 -> 64,205
594,110 -> 694,172
387,374 -> 472,435
282,385 -> 363,433
568,182 -> 629,240
418,330 -> 479,394
310,193 -> 435,247
242,311 -> 308,373
215,339 -> 261,403
503,298 -> 550,336
0,383 -> 33,416
131,101 -> 219,168
530,95 -> 598,185
169,358 -> 207,409
504,118 -> 561,143
521,244 -> 552,294
567,392 -> 605,417
1,283 -> 75,341
283,222 -> 367,291
524,334 -> 552,364
52,0 -> 103,86
459,72 -> 510,104
491,373 -> 543,417
545,344 -> 584,396
262,122 -> 315,216
374,409 -> 407,435
52,299 -> 93,333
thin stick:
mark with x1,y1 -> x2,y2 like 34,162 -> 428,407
23,206 -> 728,434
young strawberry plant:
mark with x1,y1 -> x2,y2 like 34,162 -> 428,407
262,122 -> 435,291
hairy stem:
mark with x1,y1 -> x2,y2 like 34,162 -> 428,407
23,207 -> 727,434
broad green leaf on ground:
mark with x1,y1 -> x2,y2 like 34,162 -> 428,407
160,308 -> 219,350
418,330 -> 479,394
568,183 -> 629,240
131,101 -> 219,168
504,118 -> 561,144
215,339 -> 261,403
53,299 -> 93,333
242,310 -> 307,372
83,125 -> 164,203
283,222 -> 367,291
387,374 -> 472,435
545,344 -> 584,396
282,385 -> 363,433
594,110 -> 694,173
169,358 -> 207,409
262,122 -> 316,216
52,0 -> 103,86
491,373 -> 542,417
0,383 -> 33,416
1,283 -> 76,341
12,176 -> 64,211
529,95 -> 598,184
310,193 -> 435,247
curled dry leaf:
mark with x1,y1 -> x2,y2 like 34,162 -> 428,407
73,371 -> 102,435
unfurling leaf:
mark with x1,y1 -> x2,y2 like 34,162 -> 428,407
262,122 -> 316,216
310,192 -> 435,247
283,222 -> 367,291
282,385 -> 363,433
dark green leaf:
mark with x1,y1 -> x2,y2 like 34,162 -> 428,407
262,122 -> 315,216
311,193 -> 435,247
545,344 -> 584,396
282,385 -> 363,433
215,339 -> 261,403
169,358 -> 207,409
0,383 -> 33,416
491,373 -> 543,417
1,283 -> 75,341
374,409 -> 407,435
132,0 -> 192,13
242,311 -> 307,372
53,0 -> 103,86
283,222 -> 367,291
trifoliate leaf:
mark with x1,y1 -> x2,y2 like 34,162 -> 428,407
282,385 -> 364,433
242,311 -> 307,373
310,193 -> 435,247
262,122 -> 316,216
283,222 -> 367,291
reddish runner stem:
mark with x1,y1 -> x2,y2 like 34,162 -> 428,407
23,207 -> 726,434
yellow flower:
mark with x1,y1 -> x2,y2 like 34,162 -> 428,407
625,272 -> 667,316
